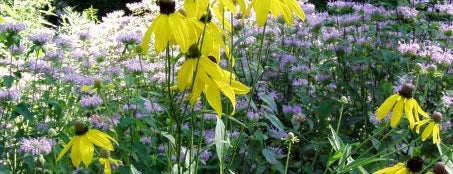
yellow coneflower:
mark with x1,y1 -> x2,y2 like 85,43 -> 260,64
414,112 -> 442,144
56,121 -> 118,167
244,0 -> 305,27
142,0 -> 198,54
375,83 -> 429,128
98,148 -> 122,174
374,157 -> 423,174
176,44 -> 249,117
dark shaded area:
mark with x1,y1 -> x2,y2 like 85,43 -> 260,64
57,0 -> 142,18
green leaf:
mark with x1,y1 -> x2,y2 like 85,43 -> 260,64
262,148 -> 278,164
215,118 -> 229,164
264,113 -> 285,131
2,75 -> 15,88
328,125 -> 343,151
259,93 -> 278,113
338,158 -> 387,173
13,102 -> 33,121
130,164 -> 141,174
161,131 -> 175,148
328,147 -> 344,167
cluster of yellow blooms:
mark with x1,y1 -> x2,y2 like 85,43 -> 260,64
57,121 -> 119,174
375,83 -> 442,144
374,84 -> 445,174
141,0 -> 305,117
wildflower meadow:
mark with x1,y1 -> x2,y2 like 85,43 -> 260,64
0,0 -> 452,173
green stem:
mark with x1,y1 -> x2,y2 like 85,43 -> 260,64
284,142 -> 293,174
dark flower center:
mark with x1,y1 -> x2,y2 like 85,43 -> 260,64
398,83 -> 414,98
186,44 -> 201,59
157,0 -> 176,15
406,157 -> 423,173
431,112 -> 442,123
74,121 -> 88,136
99,148 -> 111,158
199,11 -> 212,23
433,162 -> 446,174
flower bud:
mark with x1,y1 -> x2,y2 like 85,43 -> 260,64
414,63 -> 423,72
427,64 -> 437,73
340,96 -> 349,104
99,148 -> 111,158
48,128 -> 58,137
433,162 -> 446,174
431,112 -> 442,123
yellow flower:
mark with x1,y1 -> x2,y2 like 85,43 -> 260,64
192,11 -> 228,62
375,84 -> 429,128
142,0 -> 197,54
177,44 -> 249,117
414,112 -> 442,144
81,79 -> 115,92
374,157 -> 423,174
98,148 -> 121,174
57,121 -> 118,167
99,157 -> 121,174
245,0 -> 305,27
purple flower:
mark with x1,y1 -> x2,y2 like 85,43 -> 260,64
89,115 -> 110,130
55,36 -> 74,49
140,136 -> 152,144
202,129 -> 215,144
247,110 -> 261,121
77,30 -> 90,41
20,137 -> 53,155
441,94 -> 453,107
268,127 -> 287,139
282,105 -> 302,115
0,88 -> 19,101
35,123 -> 48,132
117,32 -> 142,45
80,95 -> 103,108
315,74 -> 331,82
292,79 -> 308,87
28,33 -> 52,45
203,113 -> 217,120
369,112 -> 391,125
44,50 -> 64,62
397,6 -> 418,19
199,150 -> 211,164
8,44 -> 25,55
0,23 -> 25,33
144,101 -> 163,113
440,121 -> 451,131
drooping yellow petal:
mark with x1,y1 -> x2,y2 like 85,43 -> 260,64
376,94 -> 399,120
253,0 -> 271,27
205,81 -> 223,117
421,122 -> 434,141
70,136 -> 82,167
414,119 -> 430,134
415,102 -> 429,119
154,15 -> 171,53
432,124 -> 440,144
141,18 -> 156,54
286,0 -> 305,21
177,59 -> 196,90
86,129 -> 117,151
215,80 -> 237,115
100,158 -> 112,174
390,98 -> 405,127
81,86 -> 93,92
79,135 -> 94,166
188,77 -> 204,106
404,98 -> 416,129
169,13 -> 191,52
56,138 -> 75,162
